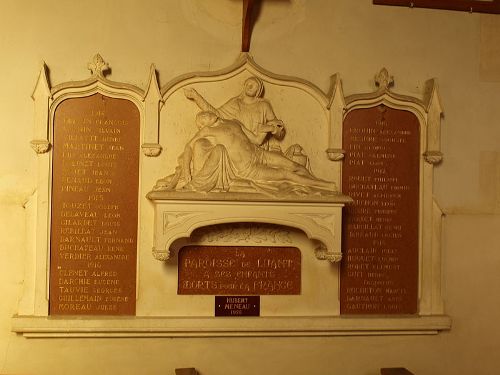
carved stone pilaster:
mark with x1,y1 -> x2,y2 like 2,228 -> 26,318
326,74 -> 345,163
142,64 -> 162,157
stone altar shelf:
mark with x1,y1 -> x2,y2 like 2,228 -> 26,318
147,190 -> 352,262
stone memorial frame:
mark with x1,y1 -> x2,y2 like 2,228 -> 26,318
331,68 -> 447,317
13,56 -> 451,337
16,55 -> 162,318
148,53 -> 351,263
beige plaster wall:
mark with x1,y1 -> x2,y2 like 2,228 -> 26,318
1,0 -> 499,374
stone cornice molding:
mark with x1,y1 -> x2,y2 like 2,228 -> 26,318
148,195 -> 350,263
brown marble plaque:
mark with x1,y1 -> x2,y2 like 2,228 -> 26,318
215,296 -> 260,316
49,93 -> 139,315
340,105 -> 419,314
178,246 -> 301,295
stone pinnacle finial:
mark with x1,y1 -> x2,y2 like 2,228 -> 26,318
375,68 -> 394,91
88,54 -> 109,78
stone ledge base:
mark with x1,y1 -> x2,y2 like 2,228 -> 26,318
12,315 -> 451,338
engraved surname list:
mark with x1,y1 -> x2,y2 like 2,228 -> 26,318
50,93 -> 139,315
341,105 -> 419,314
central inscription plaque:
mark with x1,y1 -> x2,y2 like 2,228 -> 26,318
178,246 -> 301,295
340,105 -> 419,314
49,93 -> 140,315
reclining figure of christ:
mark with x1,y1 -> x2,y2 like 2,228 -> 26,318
154,111 -> 337,197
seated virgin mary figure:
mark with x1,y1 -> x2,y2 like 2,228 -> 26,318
154,112 -> 337,197
184,76 -> 312,168
184,77 -> 281,149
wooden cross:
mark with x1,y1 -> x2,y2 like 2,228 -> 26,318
242,0 -> 499,51
242,0 -> 259,52
373,0 -> 500,14
240,0 -> 290,52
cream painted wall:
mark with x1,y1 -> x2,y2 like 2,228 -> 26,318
1,1 -> 499,374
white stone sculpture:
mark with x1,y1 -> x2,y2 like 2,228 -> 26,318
183,76 -> 313,168
184,76 -> 284,149
154,111 -> 337,196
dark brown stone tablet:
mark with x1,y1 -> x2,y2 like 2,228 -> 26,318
215,296 -> 260,316
178,246 -> 301,295
340,105 -> 419,314
49,93 -> 139,315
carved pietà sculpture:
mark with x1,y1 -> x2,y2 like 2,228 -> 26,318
154,77 -> 336,197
